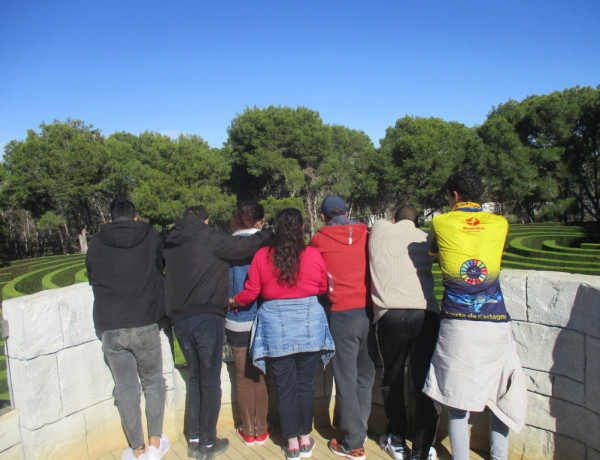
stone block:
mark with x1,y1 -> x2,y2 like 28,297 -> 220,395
509,426 -> 586,460
522,368 -> 553,396
524,392 -> 598,450
0,443 -> 25,460
57,340 -> 114,416
3,292 -> 63,360
526,271 -> 581,328
159,331 -> 175,374
525,392 -> 554,432
554,375 -> 585,406
512,322 -> 584,381
162,389 -> 180,442
84,399 -> 126,458
221,363 -> 232,405
171,367 -> 188,414
570,283 -> 600,338
0,409 -> 22,452
589,447 -> 600,460
500,269 -> 529,321
586,335 -> 600,413
21,411 -> 87,460
57,283 -> 96,348
9,354 -> 62,430
549,396 -> 600,451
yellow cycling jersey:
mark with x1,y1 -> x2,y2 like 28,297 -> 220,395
430,202 -> 510,322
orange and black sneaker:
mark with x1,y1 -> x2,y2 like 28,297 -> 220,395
328,439 -> 366,459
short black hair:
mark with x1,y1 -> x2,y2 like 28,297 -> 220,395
394,205 -> 418,225
109,198 -> 136,221
184,205 -> 209,221
444,170 -> 484,203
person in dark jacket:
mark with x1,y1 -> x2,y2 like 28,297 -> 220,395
163,205 -> 272,460
86,198 -> 170,460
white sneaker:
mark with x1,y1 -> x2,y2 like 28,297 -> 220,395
122,448 -> 148,460
379,434 -> 410,460
428,446 -> 437,460
147,434 -> 170,460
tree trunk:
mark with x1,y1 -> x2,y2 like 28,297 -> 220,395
78,228 -> 88,254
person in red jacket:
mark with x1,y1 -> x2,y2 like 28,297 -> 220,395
310,196 -> 375,460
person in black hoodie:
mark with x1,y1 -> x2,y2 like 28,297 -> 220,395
164,205 -> 272,460
86,198 -> 170,460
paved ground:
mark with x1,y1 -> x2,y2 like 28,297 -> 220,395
97,423 -> 487,460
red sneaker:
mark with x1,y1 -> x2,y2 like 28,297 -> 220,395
254,427 -> 270,445
236,427 -> 255,446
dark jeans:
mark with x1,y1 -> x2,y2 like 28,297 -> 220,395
329,308 -> 376,449
173,313 -> 224,444
102,323 -> 166,449
269,352 -> 321,439
376,309 -> 440,460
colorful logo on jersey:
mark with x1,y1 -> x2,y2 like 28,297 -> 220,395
466,217 -> 480,226
460,259 -> 487,284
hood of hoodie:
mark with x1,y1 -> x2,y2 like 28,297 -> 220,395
316,221 -> 368,246
164,218 -> 208,248
98,220 -> 152,249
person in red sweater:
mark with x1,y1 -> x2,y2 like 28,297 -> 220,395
310,195 -> 375,459
230,208 -> 335,460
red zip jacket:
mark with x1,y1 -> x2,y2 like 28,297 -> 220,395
310,222 -> 371,311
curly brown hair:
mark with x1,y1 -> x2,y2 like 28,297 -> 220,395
270,208 -> 305,287
230,201 -> 265,231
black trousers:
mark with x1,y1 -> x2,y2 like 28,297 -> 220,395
269,352 -> 321,439
375,309 -> 440,460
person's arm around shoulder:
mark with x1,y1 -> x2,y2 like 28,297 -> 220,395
215,228 -> 273,261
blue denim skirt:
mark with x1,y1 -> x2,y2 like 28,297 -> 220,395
250,296 -> 335,373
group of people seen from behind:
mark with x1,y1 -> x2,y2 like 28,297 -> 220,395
86,170 -> 526,460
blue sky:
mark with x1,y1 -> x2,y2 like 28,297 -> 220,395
1,0 -> 599,152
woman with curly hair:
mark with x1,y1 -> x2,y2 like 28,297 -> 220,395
226,201 -> 270,447
230,208 -> 335,460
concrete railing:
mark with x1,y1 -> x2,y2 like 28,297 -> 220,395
0,270 -> 599,459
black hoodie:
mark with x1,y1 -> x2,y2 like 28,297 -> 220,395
164,218 -> 272,323
86,219 -> 165,333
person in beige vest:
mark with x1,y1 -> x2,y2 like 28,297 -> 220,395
369,205 -> 439,460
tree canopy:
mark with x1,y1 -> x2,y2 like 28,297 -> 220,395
1,85 -> 599,259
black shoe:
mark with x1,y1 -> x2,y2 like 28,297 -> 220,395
187,441 -> 200,458
196,438 -> 229,459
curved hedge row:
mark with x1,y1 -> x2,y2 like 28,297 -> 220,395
1,255 -> 87,300
503,225 -> 600,273
41,262 -> 87,290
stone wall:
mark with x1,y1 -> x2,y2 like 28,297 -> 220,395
501,270 -> 600,460
0,283 -> 186,459
1,270 -> 599,459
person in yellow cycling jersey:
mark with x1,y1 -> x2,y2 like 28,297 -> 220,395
423,170 -> 526,460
